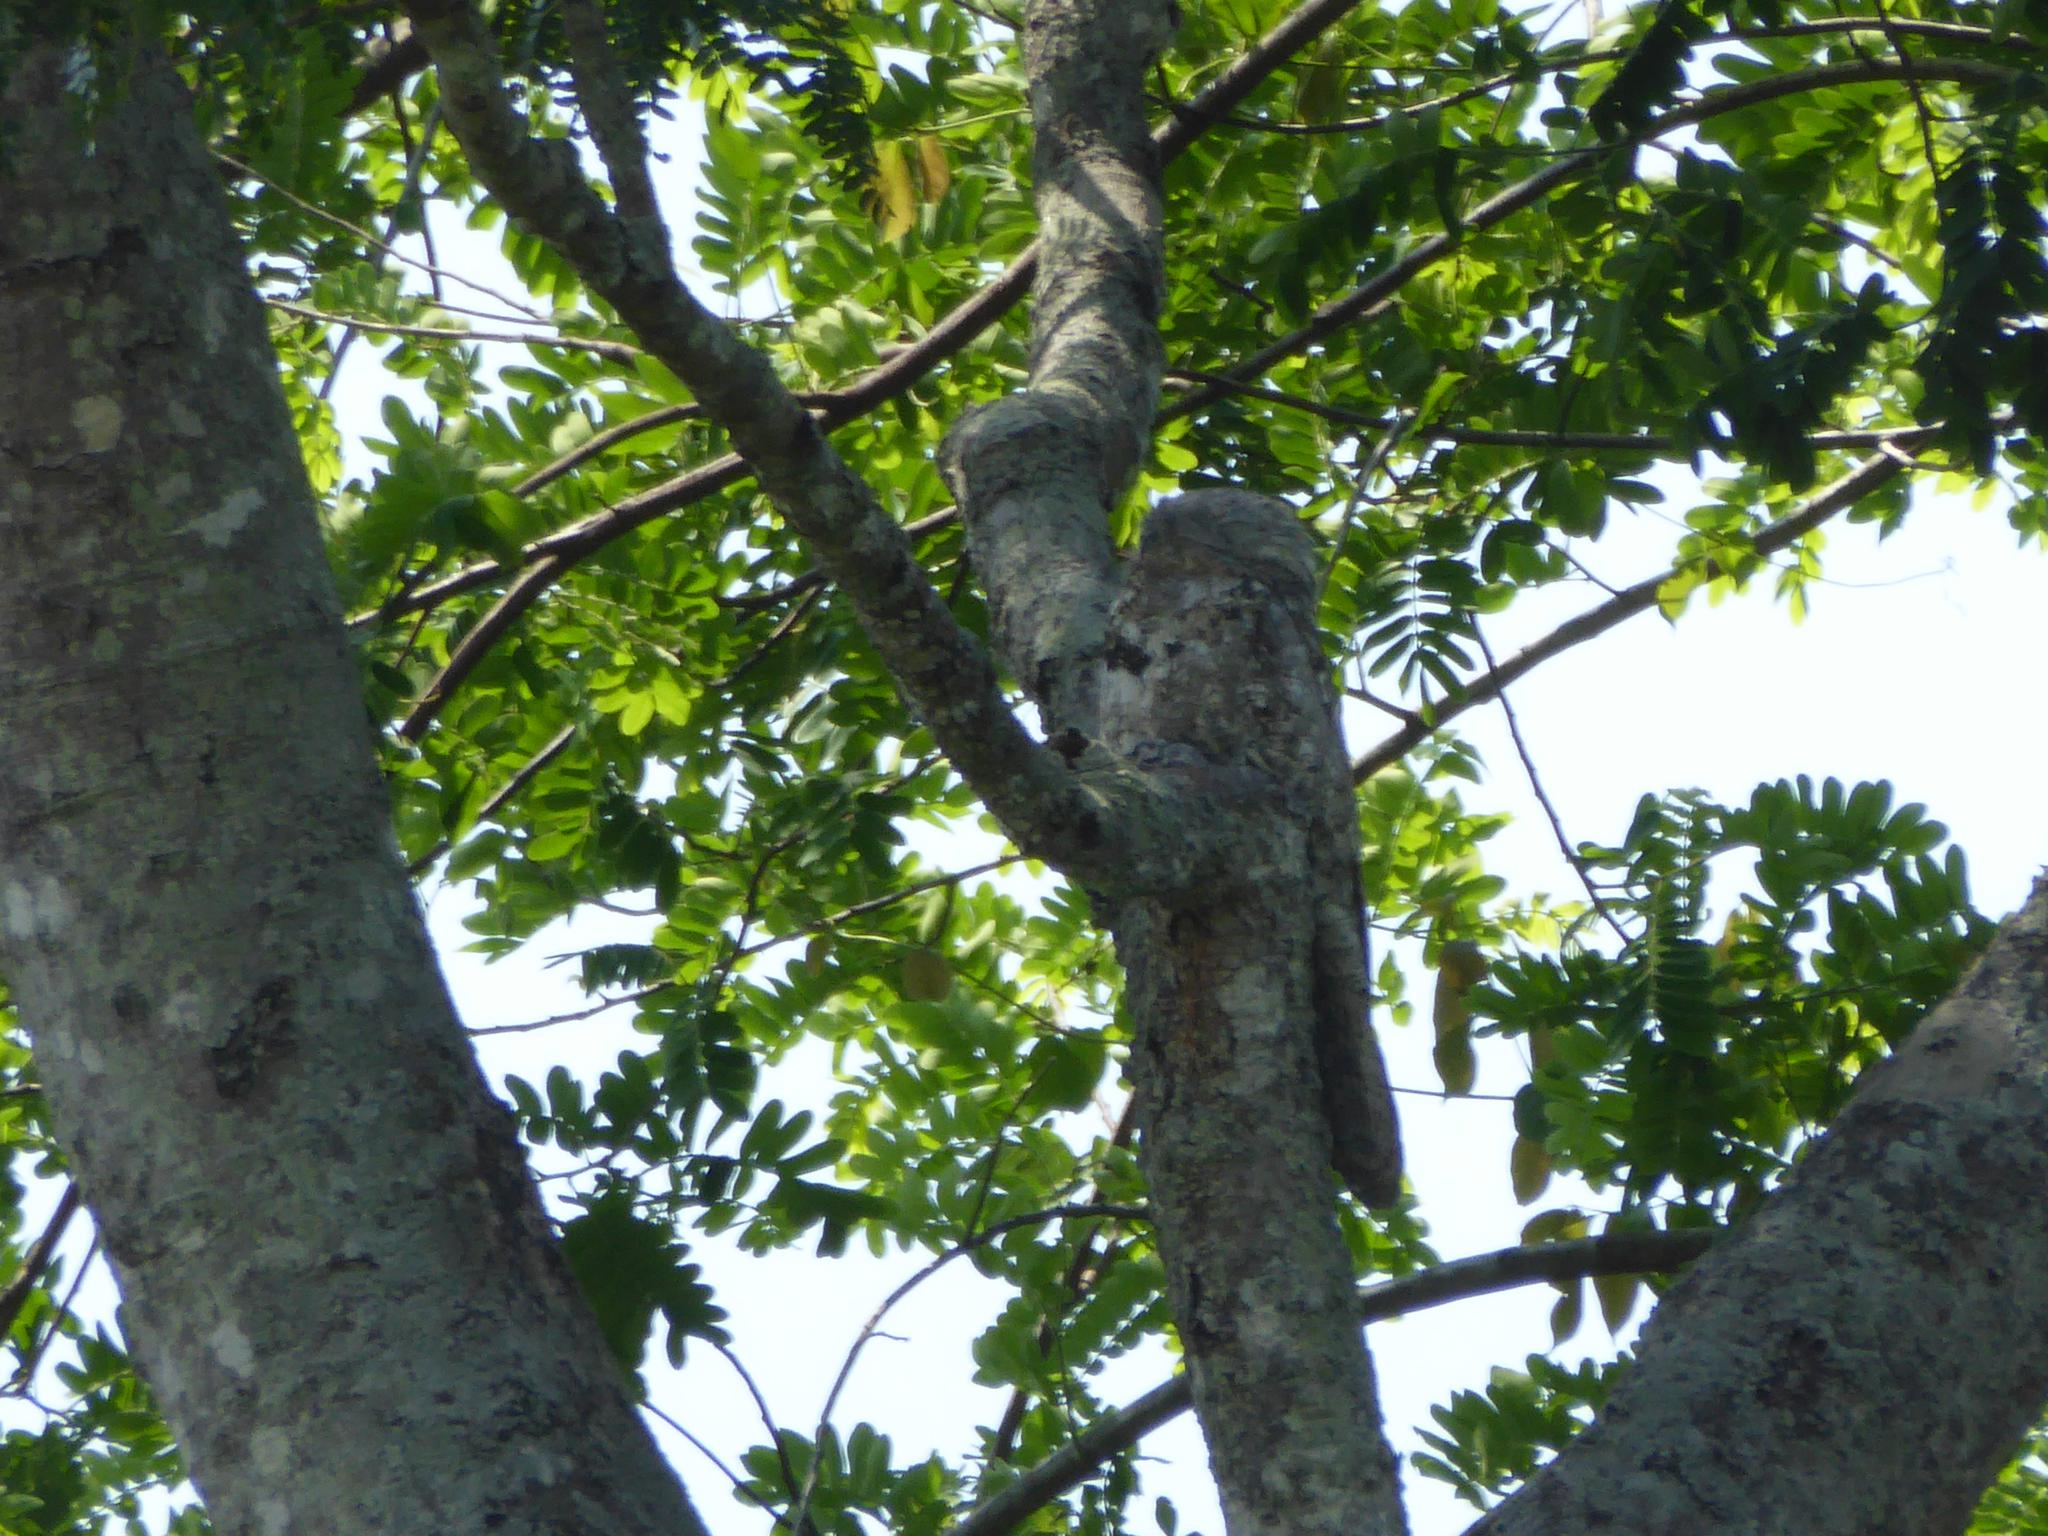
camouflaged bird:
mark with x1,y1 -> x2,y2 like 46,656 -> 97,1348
1098,489 -> 1401,1205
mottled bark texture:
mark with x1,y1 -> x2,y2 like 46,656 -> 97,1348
941,7 -> 1408,1535
1102,494 -> 1404,1536
1475,877 -> 2048,1536
0,50 -> 708,1536
1102,495 -> 1399,1205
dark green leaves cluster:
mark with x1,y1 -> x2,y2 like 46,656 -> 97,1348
1917,100 -> 2048,472
1487,777 -> 1992,1209
494,0 -> 875,178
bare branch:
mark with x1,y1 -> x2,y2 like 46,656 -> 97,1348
0,1184 -> 81,1341
1153,0 -> 1372,157
990,1104 -> 1140,1462
269,298 -> 642,361
1476,629 -> 1631,944
399,552 -> 573,740
1352,450 -> 1911,781
708,1339 -> 817,1536
1206,19 -> 2013,139
945,1227 -> 1716,1536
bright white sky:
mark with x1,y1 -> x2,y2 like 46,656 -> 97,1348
13,40 -> 2048,1536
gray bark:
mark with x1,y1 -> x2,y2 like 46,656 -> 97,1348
18,7 -> 2048,1536
0,48 -> 707,1536
941,8 -> 1407,1534
1473,877 -> 2048,1536
1099,494 -> 1402,1536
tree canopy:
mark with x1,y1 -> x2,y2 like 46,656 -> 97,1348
2,1 -> 2047,1533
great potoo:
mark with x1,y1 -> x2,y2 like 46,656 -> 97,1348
1100,489 -> 1401,1206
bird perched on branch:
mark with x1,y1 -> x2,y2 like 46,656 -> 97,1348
1099,489 -> 1401,1205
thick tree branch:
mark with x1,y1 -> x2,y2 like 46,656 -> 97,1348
946,1227 -> 1715,1536
936,1 -> 1177,736
0,45 -> 708,1534
346,20 -> 430,116
1351,448 -> 1911,781
558,0 -> 664,231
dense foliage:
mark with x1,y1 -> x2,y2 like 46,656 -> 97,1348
1,0 -> 2044,1530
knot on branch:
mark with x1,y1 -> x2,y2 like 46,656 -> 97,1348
939,393 -> 1122,523
1099,489 -> 1401,1205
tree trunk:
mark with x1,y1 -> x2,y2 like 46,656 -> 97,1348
0,47 -> 705,1536
1099,492 -> 1404,1536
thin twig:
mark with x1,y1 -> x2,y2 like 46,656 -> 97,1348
408,721 -> 579,878
1163,368 -> 1947,454
641,1397 -> 754,1498
0,1185 -> 81,1341
787,1203 -> 1150,1536
8,1228 -> 97,1397
989,1104 -> 1139,1462
1867,0 -> 1945,182
270,299 -> 642,362
1351,449 -> 1912,781
399,553 -> 572,741
466,986 -> 656,1037
732,856 -> 1023,961
216,151 -> 546,321
710,1338 -> 817,1535
318,93 -> 444,403
706,584 -> 826,695
1203,17 -> 2007,138
1476,630 -> 1630,944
